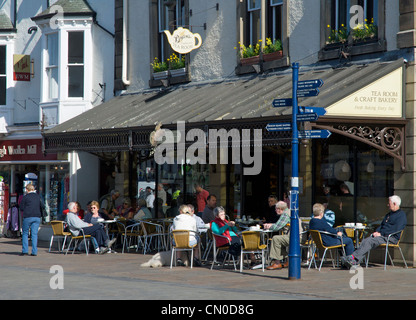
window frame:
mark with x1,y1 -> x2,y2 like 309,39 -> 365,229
0,45 -> 6,105
319,0 -> 386,61
45,32 -> 59,101
237,0 -> 288,75
67,31 -> 85,98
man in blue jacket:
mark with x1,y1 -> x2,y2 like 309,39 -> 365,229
342,195 -> 407,269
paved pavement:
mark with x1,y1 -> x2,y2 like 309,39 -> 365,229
1,237 -> 415,301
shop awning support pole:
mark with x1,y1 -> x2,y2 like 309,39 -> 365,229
288,62 -> 301,280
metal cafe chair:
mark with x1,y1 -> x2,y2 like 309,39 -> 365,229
209,229 -> 237,271
170,230 -> 200,269
308,230 -> 346,271
365,229 -> 408,270
65,228 -> 92,255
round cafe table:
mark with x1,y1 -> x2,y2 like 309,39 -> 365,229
343,224 -> 368,248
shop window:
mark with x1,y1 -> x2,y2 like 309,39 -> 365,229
320,0 -> 385,61
46,33 -> 59,101
0,45 -> 7,105
68,31 -> 84,98
313,134 -> 394,230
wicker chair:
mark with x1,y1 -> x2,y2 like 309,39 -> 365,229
49,220 -> 72,253
240,231 -> 267,272
170,230 -> 199,268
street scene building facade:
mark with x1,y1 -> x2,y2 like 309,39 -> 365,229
1,0 -> 415,267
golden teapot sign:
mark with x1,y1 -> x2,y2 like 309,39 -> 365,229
164,27 -> 202,54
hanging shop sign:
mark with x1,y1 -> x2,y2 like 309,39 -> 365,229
164,27 -> 202,54
325,67 -> 403,118
0,139 -> 57,161
13,54 -> 31,81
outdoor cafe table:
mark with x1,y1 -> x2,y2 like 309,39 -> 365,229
343,223 -> 368,248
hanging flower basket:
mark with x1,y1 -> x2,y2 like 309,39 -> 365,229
263,50 -> 283,62
240,55 -> 260,66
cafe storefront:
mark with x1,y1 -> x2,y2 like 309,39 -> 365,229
43,58 -> 413,265
0,137 -> 70,236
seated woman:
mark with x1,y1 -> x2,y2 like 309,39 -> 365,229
133,199 -> 153,220
117,198 -> 135,220
66,202 -> 116,254
309,203 -> 354,256
83,201 -> 107,224
172,204 -> 200,266
210,206 -> 242,259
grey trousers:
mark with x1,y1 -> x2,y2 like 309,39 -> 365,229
352,235 -> 398,261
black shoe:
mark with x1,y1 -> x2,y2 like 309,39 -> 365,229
176,258 -> 185,266
30,253 -> 37,256
19,253 -> 28,256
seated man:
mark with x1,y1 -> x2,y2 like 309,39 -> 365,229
342,195 -> 407,269
309,203 -> 354,257
66,202 -> 116,254
267,214 -> 303,270
263,201 -> 291,233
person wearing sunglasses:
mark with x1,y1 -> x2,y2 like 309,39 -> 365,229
66,202 -> 116,254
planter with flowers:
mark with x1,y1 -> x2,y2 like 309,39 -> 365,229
326,24 -> 348,46
262,38 -> 283,61
151,57 -> 169,80
151,53 -> 187,81
351,19 -> 378,45
167,53 -> 186,77
236,41 -> 261,66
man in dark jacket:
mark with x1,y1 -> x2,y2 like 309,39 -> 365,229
20,183 -> 42,256
342,195 -> 407,269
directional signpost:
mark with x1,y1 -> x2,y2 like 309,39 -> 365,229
272,98 -> 292,108
267,65 -> 327,280
298,129 -> 331,139
266,122 -> 292,132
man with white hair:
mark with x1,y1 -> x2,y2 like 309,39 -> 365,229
66,202 -> 116,254
342,195 -> 407,269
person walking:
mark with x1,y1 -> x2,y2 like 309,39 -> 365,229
20,183 -> 42,256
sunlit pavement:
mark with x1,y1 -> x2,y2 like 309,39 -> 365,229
1,237 -> 415,300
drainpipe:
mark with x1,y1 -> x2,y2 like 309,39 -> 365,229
122,0 -> 130,86
13,0 -> 17,28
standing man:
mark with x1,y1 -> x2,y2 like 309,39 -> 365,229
195,184 -> 209,218
342,195 -> 407,269
20,183 -> 42,256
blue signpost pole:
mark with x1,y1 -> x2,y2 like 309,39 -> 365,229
288,62 -> 301,280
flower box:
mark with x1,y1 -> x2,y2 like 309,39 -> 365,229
169,67 -> 186,77
240,55 -> 260,66
263,50 -> 283,62
152,70 -> 169,80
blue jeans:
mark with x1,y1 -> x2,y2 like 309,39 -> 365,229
22,217 -> 41,255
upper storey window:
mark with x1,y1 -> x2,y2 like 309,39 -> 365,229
320,0 -> 385,60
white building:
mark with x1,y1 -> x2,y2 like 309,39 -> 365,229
0,0 -> 114,229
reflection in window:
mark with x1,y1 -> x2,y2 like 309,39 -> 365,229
314,135 -> 393,230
